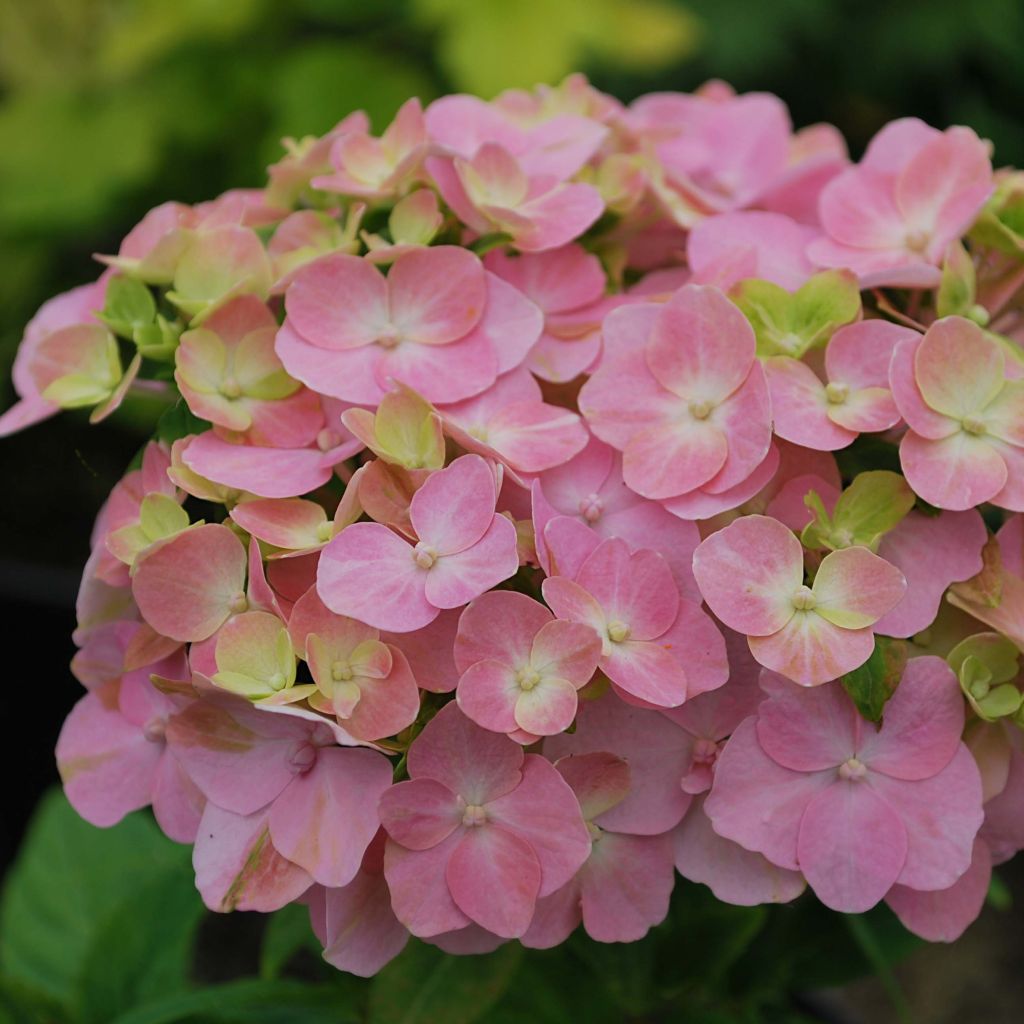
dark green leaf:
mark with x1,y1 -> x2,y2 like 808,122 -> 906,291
368,940 -> 521,1024
840,636 -> 908,722
259,902 -> 320,980
156,400 -> 209,444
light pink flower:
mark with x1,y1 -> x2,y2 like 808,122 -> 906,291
890,316 -> 1024,510
521,752 -> 675,946
427,144 -> 604,252
379,704 -> 590,938
580,286 -> 772,505
277,246 -> 542,404
543,537 -> 727,707
318,455 -> 519,632
693,515 -> 906,685
705,660 -> 984,912
454,591 -> 601,738
167,694 -> 392,890
808,118 -> 992,287
764,321 -> 912,450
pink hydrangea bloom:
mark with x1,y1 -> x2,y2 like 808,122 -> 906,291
705,660 -> 984,912
693,515 -> 906,685
808,119 -> 993,287
454,591 -> 601,738
890,316 -> 1024,511
379,704 -> 591,938
318,455 -> 519,632
543,536 -> 727,707
580,285 -> 771,505
277,246 -> 542,404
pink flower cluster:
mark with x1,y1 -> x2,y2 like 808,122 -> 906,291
7,75 -> 1024,974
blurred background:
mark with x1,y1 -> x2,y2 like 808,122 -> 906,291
1,1 -> 1023,1020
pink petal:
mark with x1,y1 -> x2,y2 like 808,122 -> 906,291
888,335 -> 957,439
661,442 -> 781,521
484,400 -> 588,473
545,697 -> 693,835
811,546 -> 907,629
341,648 -> 421,742
486,754 -> 591,897
285,253 -> 387,351
276,321 -> 386,405
603,639 -> 688,708
473,271 -> 545,376
514,676 -> 579,735
151,751 -> 205,843
704,719 -> 831,870
540,576 -> 607,636
826,320 -> 917,390
579,831 -> 674,942
387,246 -> 486,345
692,515 -> 802,636
382,608 -> 461,694
520,879 -> 581,949
268,747 -> 392,888
410,454 -> 496,555
423,514 -> 519,609
576,538 -> 679,641
379,777 -> 462,850
765,357 -> 856,451
318,523 -> 435,633
868,745 -> 984,891
193,803 -> 312,913
454,590 -> 548,673
56,691 -> 159,827
674,798 -> 806,906
383,830 -> 471,937
749,613 -> 875,686
446,825 -> 541,937
915,317 -> 1004,420
408,702 -> 523,805
530,619 -> 602,687
886,837 -> 991,943
623,418 -> 728,499
554,751 -> 632,821
512,181 -> 604,252
756,678 -> 859,772
899,430 -> 1007,511
132,523 -> 247,642
456,661 -> 520,733
859,656 -> 965,780
817,167 -> 906,250
797,780 -> 908,913
827,387 -> 900,434
229,498 -> 327,550
701,366 -> 773,492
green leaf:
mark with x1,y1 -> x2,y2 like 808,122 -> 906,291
987,871 -> 1013,911
840,636 -> 908,722
156,399 -> 209,444
0,790 -> 189,1010
107,979 -> 356,1024
937,241 -> 977,318
368,940 -> 521,1024
830,471 -> 916,550
76,871 -> 205,1024
468,232 -> 513,255
844,914 -> 911,1024
100,276 -> 158,339
259,899 -> 319,980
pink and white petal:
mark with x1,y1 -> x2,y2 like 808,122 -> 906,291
383,831 -> 472,937
674,798 -> 806,906
765,357 -> 854,451
885,837 -> 991,943
530,619 -> 602,687
579,831 -> 674,942
230,498 -> 327,550
817,168 -> 906,250
900,430 -> 1007,511
193,803 -> 312,913
859,656 -> 964,780
915,317 -> 1004,420
388,246 -> 486,345
692,515 -> 802,636
984,381 -> 1024,447
577,539 -> 679,641
423,515 -> 519,609
473,271 -> 545,376
797,781 -> 908,913
602,639 -> 688,708
456,660 -> 521,734
540,515 -> 602,581
540,576 -> 607,636
704,720 -> 830,871
56,692 -> 160,828
346,650 -> 421,741
812,546 -> 907,629
826,320 -> 919,390
870,746 -> 984,890
276,321 -> 386,405
268,747 -> 392,888
646,285 -> 756,403
888,335 -> 959,439
410,455 -> 497,555
749,613 -> 875,687
622,418 -> 728,500
512,182 -> 605,253
662,443 -> 781,521
132,523 -> 247,642
285,253 -> 387,351
446,826 -> 541,938
408,702 -> 523,805
378,328 -> 499,405
486,754 -> 591,896
514,676 -> 579,736
756,678 -> 858,772
318,523 -> 436,633
826,387 -> 900,434
989,438 -> 1024,513
485,401 -> 588,473
875,510 -> 987,638
702,367 -> 774,492
378,777 -> 462,850
454,590 -> 549,674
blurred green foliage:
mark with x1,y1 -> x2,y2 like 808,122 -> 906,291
2,0 -> 1023,408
